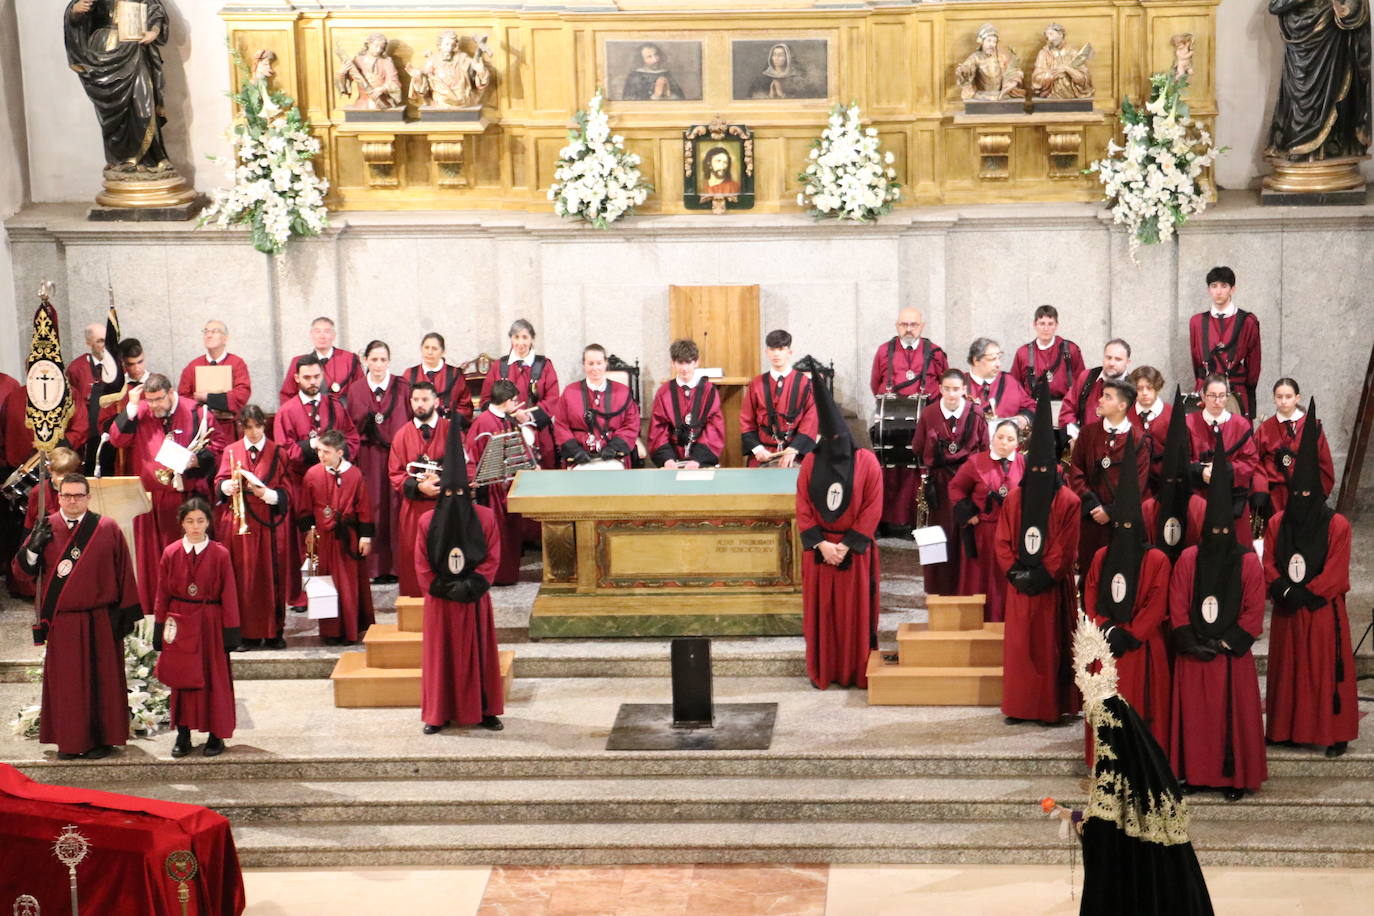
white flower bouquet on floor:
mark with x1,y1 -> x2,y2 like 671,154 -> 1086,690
548,91 -> 651,228
199,56 -> 330,255
1088,71 -> 1223,258
797,103 -> 902,222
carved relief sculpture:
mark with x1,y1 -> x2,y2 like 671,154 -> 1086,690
1030,23 -> 1094,99
1265,0 -> 1371,164
251,48 -> 277,84
336,32 -> 403,110
1171,33 -> 1195,80
408,31 -> 494,110
955,25 -> 1024,101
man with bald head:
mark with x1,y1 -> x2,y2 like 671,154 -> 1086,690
66,321 -> 120,475
869,307 -> 948,535
178,318 -> 253,462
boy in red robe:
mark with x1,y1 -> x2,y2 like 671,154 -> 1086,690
1127,365 -> 1172,493
1263,399 -> 1358,758
870,308 -> 947,532
995,384 -> 1081,725
301,430 -> 375,645
1083,434 -> 1172,761
402,332 -> 473,425
552,343 -> 641,468
797,375 -> 883,689
417,418 -> 504,732
1068,377 -> 1151,575
1010,305 -> 1084,401
346,341 -> 412,583
388,381 -> 449,598
740,330 -> 817,468
1187,374 -> 1259,547
153,498 -> 241,758
479,319 -> 562,470
278,316 -> 364,402
1169,427 -> 1267,801
15,473 -> 141,760
108,373 -> 218,614
912,369 -> 989,597
215,405 -> 292,649
1189,266 -> 1261,419
948,419 -> 1023,623
467,380 -> 530,586
649,339 -> 725,468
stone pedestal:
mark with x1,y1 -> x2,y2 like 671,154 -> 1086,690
1261,156 -> 1370,206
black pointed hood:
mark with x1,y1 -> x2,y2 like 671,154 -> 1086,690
1275,397 -> 1333,587
807,373 -> 855,524
1153,386 -> 1191,562
427,414 -> 487,581
1096,432 -> 1151,623
1016,382 -> 1057,568
1190,424 -> 1245,638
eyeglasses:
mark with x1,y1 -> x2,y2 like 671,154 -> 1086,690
896,322 -> 921,328
58,492 -> 89,501
1202,391 -> 1228,401
203,328 -> 226,336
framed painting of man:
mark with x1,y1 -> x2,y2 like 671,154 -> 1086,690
605,39 -> 704,102
683,119 -> 755,213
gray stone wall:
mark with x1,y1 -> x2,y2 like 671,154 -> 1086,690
7,193 -> 1373,486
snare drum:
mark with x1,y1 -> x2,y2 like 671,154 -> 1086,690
1,453 -> 42,509
870,394 -> 927,469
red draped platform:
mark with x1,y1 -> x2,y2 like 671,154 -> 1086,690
0,763 -> 245,914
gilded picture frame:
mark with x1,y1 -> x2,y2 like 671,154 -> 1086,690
683,119 -> 755,213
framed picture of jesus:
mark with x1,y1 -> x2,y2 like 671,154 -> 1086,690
682,119 -> 755,213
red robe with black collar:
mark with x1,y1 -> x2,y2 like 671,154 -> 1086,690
214,438 -> 293,639
1189,309 -> 1262,418
388,418 -> 451,598
403,362 -> 473,424
1130,400 -> 1173,494
178,351 -> 252,459
155,539 -> 240,737
466,407 -> 528,586
480,355 -> 562,470
346,374 -> 412,579
551,380 -> 641,468
1186,411 -> 1259,546
963,370 -> 1035,423
1011,336 -> 1085,401
911,400 -> 989,597
300,461 -> 375,642
279,349 -> 364,403
739,371 -> 818,467
947,451 -> 1024,622
1255,413 -> 1335,514
870,338 -> 948,527
1067,421 -> 1151,572
648,378 -> 725,467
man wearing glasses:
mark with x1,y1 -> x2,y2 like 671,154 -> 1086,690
15,474 -> 141,760
1186,374 -> 1260,546
178,320 -> 253,463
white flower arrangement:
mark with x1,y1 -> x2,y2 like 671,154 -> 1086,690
1088,71 -> 1223,260
547,91 -> 651,228
198,56 -> 330,255
797,103 -> 902,222
10,617 -> 171,740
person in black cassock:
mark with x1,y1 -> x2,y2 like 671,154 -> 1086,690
1072,613 -> 1215,915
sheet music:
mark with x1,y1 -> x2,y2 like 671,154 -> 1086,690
238,467 -> 267,490
154,438 -> 192,474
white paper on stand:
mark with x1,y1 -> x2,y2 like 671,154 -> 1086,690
154,438 -> 193,475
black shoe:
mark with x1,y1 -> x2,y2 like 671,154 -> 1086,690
230,641 -> 252,653
891,525 -> 914,540
423,724 -> 443,735
203,735 -> 225,758
479,715 -> 504,731
81,745 -> 114,760
372,575 -> 398,585
1223,787 -> 1245,802
266,637 -> 287,650
290,605 -> 307,614
57,752 -> 83,761
1004,716 -> 1026,726
1179,782 -> 1198,795
1326,742 -> 1349,758
171,727 -> 192,759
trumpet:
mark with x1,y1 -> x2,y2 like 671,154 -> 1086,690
914,469 -> 931,530
154,405 -> 214,488
406,458 -> 442,480
230,456 -> 249,536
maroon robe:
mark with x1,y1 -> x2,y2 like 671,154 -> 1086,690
1263,512 -> 1358,747
1169,547 -> 1267,791
345,374 -> 412,579
273,394 -> 358,602
480,355 -> 562,470
963,371 -> 1035,423
1131,401 -> 1173,494
648,379 -> 725,467
389,418 -> 450,598
66,352 -> 120,458
466,408 -> 526,585
155,540 -> 239,738
1142,493 -> 1207,550
1255,414 -> 1335,515
1186,411 -> 1259,547
1189,308 -> 1262,418
108,396 -> 217,613
300,462 -> 375,642
739,371 -> 818,467
1058,368 -> 1117,432
402,362 -> 474,424
1010,336 -> 1085,400
911,401 -> 989,597
13,512 -> 140,755
551,380 -> 641,468
279,348 -> 364,403
797,448 -> 883,689
947,451 -> 1024,622
178,352 -> 252,460
1068,421 -> 1151,572
994,486 -> 1081,723
416,505 -> 503,727
1084,547 -> 1173,760
213,438 -> 292,640
870,338 -> 948,526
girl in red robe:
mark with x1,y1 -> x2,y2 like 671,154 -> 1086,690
479,319 -> 562,471
797,377 -> 883,689
154,498 -> 241,758
1262,399 -> 1357,757
1253,377 -> 1335,519
301,430 -> 375,645
466,380 -> 530,586
1187,375 -> 1259,547
995,384 -> 1081,725
948,419 -> 1023,622
345,341 -> 412,582
1127,366 -> 1172,495
214,406 -> 292,649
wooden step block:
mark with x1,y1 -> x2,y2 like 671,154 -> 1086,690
865,651 -> 1002,706
331,649 -> 515,709
396,596 -> 424,633
896,622 -> 1004,668
364,624 -> 422,669
925,594 -> 987,631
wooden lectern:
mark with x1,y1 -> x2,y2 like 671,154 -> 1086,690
668,285 -> 761,468
89,477 -> 152,581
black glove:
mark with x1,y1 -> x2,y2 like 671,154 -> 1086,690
1103,625 -> 1142,657
222,626 -> 242,651
571,448 -> 593,466
1007,567 -> 1034,596
32,622 -> 49,647
1301,589 -> 1327,612
1023,564 -> 1056,596
428,573 -> 491,604
1249,490 -> 1272,519
153,621 -> 165,652
1287,582 -> 1319,610
24,519 -> 53,556
1187,639 -> 1219,661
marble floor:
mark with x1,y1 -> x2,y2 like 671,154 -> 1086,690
241,863 -> 1374,915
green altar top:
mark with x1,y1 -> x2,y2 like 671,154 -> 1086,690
507,467 -> 800,515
